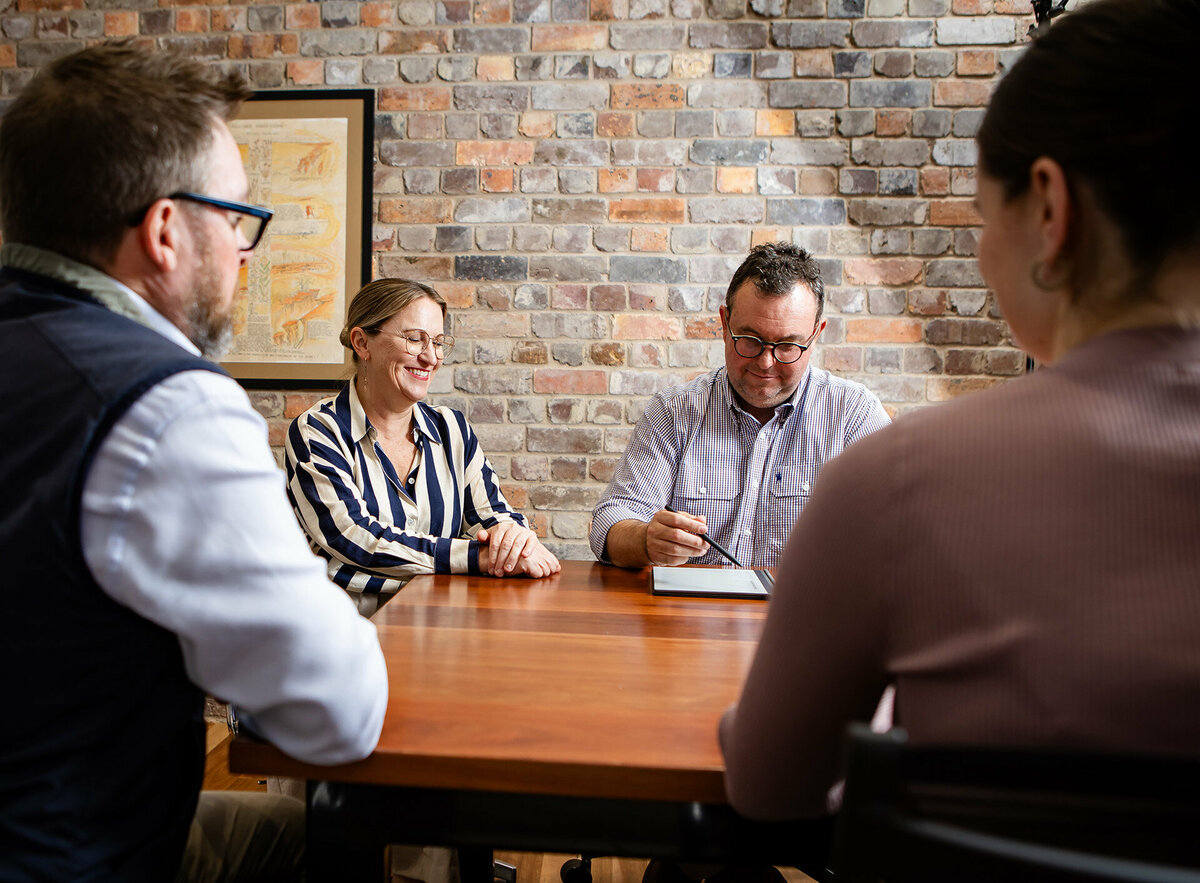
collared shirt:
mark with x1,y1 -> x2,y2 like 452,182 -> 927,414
590,365 -> 890,568
286,381 -> 528,596
3,243 -> 388,765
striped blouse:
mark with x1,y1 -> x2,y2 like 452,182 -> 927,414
286,382 -> 528,596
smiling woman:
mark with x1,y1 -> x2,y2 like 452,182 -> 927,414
285,278 -> 560,613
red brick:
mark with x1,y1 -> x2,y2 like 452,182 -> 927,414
285,4 -> 320,28
175,8 -> 208,31
716,168 -> 755,194
534,369 -> 608,395
457,140 -> 535,166
104,10 -> 138,35
590,458 -> 619,483
553,285 -> 587,310
631,228 -> 669,252
212,8 -> 245,30
481,169 -> 515,192
934,80 -> 992,107
908,289 -> 948,316
589,343 -> 625,366
284,393 -> 325,419
531,23 -> 607,51
438,282 -> 476,309
636,168 -> 674,192
927,377 -> 1004,401
957,49 -> 996,76
360,2 -> 393,27
686,317 -> 721,339
876,109 -> 910,137
752,228 -> 792,246
377,256 -> 453,281
477,56 -> 514,80
378,29 -> 451,54
519,112 -> 555,138
406,114 -> 443,140
929,199 -> 981,227
794,49 -> 833,78
822,346 -> 862,373
474,0 -> 510,23
843,258 -> 923,286
287,60 -> 323,86
611,83 -> 685,110
599,168 -> 636,193
845,318 -> 924,343
921,167 -> 951,196
614,315 -> 683,340
756,109 -> 795,136
0,45 -> 15,67
512,342 -> 548,364
379,86 -> 452,111
597,112 -> 635,138
609,197 -> 685,224
628,285 -> 660,310
18,0 -> 81,9
590,284 -> 626,311
378,198 -> 453,224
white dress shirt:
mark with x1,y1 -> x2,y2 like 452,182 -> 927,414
80,282 -> 386,765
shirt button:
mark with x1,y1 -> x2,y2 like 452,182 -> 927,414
699,487 -> 706,494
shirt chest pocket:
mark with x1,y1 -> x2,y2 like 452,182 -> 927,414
765,466 -> 819,553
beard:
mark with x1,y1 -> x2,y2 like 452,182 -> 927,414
181,219 -> 236,359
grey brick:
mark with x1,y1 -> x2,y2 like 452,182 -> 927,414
364,58 -> 399,84
2,17 -> 34,40
851,138 -> 931,167
912,108 -> 952,137
716,109 -> 755,137
850,80 -> 930,107
689,139 -> 769,165
248,5 -> 283,30
455,198 -> 531,223
769,80 -> 847,108
937,17 -> 1015,45
671,228 -> 710,254
756,51 -> 793,78
396,0 -> 435,25
610,22 -> 687,49
249,63 -> 285,89
455,368 -> 533,395
610,256 -> 688,284
396,228 -> 435,251
595,226 -> 630,251
558,169 -> 596,194
767,198 -> 847,225
514,284 -> 550,309
690,22 -> 769,49
838,108 -> 876,137
529,256 -> 607,281
908,0 -> 949,13
772,21 -> 850,48
611,140 -> 689,166
847,198 -> 926,226
932,139 -> 978,167
594,52 -> 631,79
482,113 -> 520,140
557,112 -> 595,138
676,168 -> 714,193
865,347 -> 902,373
829,0 -> 865,16
709,0 -> 746,17
477,227 -> 512,250
840,169 -> 878,194
874,49 -> 914,77
770,139 -> 848,166
380,141 -> 455,167
913,228 -> 952,255
299,30 -> 374,56
531,198 -> 609,224
532,83 -> 609,110
438,56 -> 475,82
552,344 -> 585,366
750,0 -> 785,14
714,52 -> 753,77
400,57 -> 437,83
446,113 -> 478,140
68,11 -> 104,38
669,284 -> 707,310
455,255 -> 528,281
637,111 -> 675,138
759,167 -> 797,195
687,81 -> 769,108
514,226 -> 552,250
834,51 -> 872,78
954,228 -> 981,257
454,27 -> 529,53
925,259 -> 984,287
321,1 -> 359,26
675,110 -> 714,138
869,0 -> 906,13
687,255 -> 743,284
403,169 -> 439,194
454,85 -> 529,112
787,0 -> 826,13
629,0 -> 670,16
533,140 -> 609,166
852,20 -> 933,47
513,0 -> 551,21
559,55 -> 591,78
325,60 -> 360,85
870,229 -> 910,254
914,49 -> 954,77
879,168 -> 918,195
952,108 -> 985,138
555,0 -> 589,19
688,198 -> 764,224
633,53 -> 671,78
515,55 -> 553,81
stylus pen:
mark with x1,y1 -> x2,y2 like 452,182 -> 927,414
663,505 -> 746,568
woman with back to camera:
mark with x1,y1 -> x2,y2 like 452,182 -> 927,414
721,0 -> 1200,820
286,278 -> 560,615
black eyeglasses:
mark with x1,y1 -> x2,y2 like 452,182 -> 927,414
729,326 -> 820,364
169,192 -> 274,251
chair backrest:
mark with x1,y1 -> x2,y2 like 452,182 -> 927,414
830,723 -> 1200,883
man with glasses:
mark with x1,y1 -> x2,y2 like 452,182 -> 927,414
592,242 -> 890,569
0,41 -> 386,881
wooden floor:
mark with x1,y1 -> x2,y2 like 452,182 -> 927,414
203,722 -> 813,883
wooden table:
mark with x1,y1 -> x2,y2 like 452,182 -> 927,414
230,561 -> 831,880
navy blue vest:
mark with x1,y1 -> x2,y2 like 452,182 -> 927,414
0,267 -> 225,880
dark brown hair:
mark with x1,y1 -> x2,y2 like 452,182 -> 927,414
0,40 -> 251,265
977,0 -> 1200,290
725,242 -> 825,323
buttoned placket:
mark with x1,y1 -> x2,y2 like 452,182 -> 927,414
727,406 -> 788,567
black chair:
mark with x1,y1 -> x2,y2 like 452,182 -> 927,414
830,723 -> 1200,883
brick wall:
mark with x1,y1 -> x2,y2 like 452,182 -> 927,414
1,0 -> 1038,560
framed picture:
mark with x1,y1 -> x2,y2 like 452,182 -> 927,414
222,89 -> 374,388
